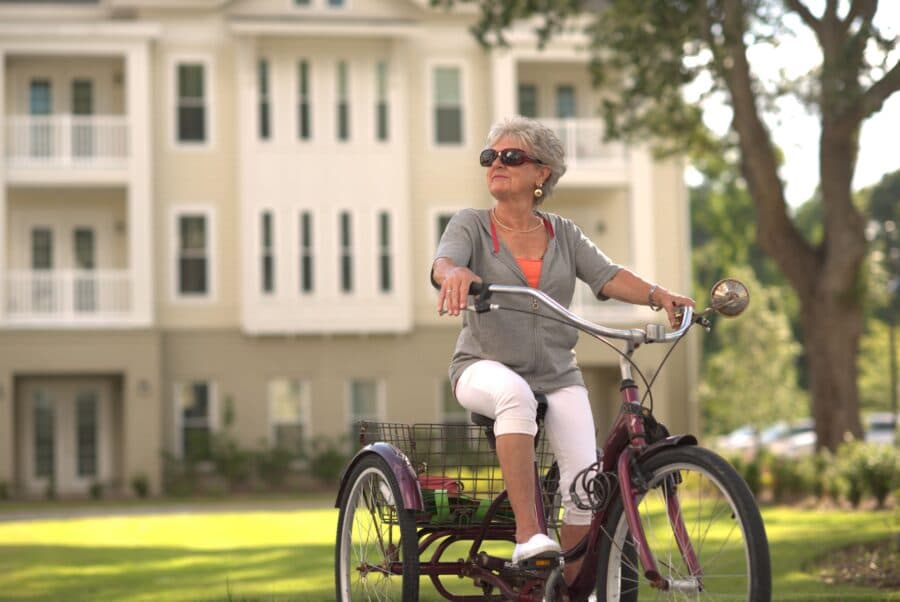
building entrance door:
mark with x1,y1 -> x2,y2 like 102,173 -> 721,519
17,378 -> 114,496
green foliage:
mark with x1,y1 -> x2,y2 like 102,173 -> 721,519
699,266 -> 807,436
89,482 -> 104,500
131,474 -> 150,498
255,445 -> 295,489
0,481 -> 8,500
726,453 -> 762,498
858,319 -> 897,412
308,435 -> 350,485
767,455 -> 807,504
832,439 -> 898,508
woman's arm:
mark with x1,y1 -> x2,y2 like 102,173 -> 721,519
600,268 -> 695,327
432,258 -> 482,317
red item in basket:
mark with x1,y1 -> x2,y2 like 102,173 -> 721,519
418,475 -> 462,494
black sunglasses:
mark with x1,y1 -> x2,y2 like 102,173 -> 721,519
479,148 -> 543,167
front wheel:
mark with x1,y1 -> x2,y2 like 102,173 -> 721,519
335,454 -> 419,601
596,446 -> 771,601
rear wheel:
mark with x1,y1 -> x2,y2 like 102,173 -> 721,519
335,454 -> 419,601
596,446 -> 770,600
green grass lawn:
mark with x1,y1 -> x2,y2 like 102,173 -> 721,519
0,501 -> 896,601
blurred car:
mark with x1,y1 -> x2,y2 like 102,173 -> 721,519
715,419 -> 816,457
864,412 -> 898,445
767,418 -> 816,457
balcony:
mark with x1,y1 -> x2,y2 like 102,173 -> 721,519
542,118 -> 629,187
3,270 -> 135,327
4,115 -> 129,184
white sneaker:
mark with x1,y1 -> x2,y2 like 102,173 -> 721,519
512,533 -> 561,563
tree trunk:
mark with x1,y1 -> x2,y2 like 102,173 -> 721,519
799,284 -> 865,450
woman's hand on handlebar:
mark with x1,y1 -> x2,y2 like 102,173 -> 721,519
656,289 -> 696,329
433,259 -> 482,316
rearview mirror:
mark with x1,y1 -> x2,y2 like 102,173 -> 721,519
709,279 -> 750,317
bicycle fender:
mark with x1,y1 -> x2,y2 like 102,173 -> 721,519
333,442 -> 424,512
637,434 -> 698,463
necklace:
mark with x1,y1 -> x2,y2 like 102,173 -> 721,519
491,208 -> 544,233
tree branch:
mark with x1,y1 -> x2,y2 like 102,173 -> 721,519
783,0 -> 822,37
855,59 -> 900,122
716,0 -> 818,294
842,0 -> 877,33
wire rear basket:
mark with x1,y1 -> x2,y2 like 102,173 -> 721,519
358,422 -> 561,528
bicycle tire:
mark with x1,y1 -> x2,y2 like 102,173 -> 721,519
335,454 -> 420,601
595,446 -> 771,601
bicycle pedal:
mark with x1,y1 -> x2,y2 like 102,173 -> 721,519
508,551 -> 561,573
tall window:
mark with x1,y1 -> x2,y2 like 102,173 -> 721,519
177,213 -> 209,296
339,211 -> 353,293
29,79 -> 52,158
375,60 -> 389,141
328,0 -> 345,6
268,379 -> 310,456
76,391 -> 98,477
31,228 -> 53,312
349,379 -> 380,437
178,382 -> 212,460
176,63 -> 206,143
336,61 -> 350,141
261,211 -> 275,294
440,379 -> 467,425
258,59 -> 271,140
378,211 -> 392,293
518,84 -> 537,118
555,85 -> 576,118
299,211 -> 314,293
298,60 -> 312,140
74,227 -> 96,312
33,392 -> 54,479
434,66 -> 462,144
72,79 -> 94,157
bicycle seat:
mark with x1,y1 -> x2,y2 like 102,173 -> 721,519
470,393 -> 549,428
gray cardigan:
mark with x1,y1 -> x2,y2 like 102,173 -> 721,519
435,208 -> 621,393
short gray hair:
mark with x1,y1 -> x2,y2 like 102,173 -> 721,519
484,116 -> 567,203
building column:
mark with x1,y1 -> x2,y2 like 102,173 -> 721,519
628,148 -> 657,282
125,41 -> 153,326
234,36 -> 257,328
490,49 -> 517,121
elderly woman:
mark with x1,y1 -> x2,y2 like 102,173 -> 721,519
431,116 -> 694,580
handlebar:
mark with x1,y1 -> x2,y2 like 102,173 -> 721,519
467,282 -> 693,345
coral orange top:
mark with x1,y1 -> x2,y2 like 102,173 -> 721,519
516,257 -> 543,288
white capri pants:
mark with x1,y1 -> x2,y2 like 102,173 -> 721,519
455,359 -> 598,525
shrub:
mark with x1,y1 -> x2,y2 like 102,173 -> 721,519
309,435 -> 350,485
89,482 -> 104,500
131,474 -> 150,498
835,439 -> 868,508
768,455 -> 808,503
256,446 -> 295,489
0,481 -> 8,500
859,443 -> 897,508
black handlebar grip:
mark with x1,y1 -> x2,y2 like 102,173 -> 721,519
468,281 -> 484,296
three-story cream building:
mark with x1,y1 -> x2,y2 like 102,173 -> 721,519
0,0 -> 697,497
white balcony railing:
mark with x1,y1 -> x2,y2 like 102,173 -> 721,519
4,115 -> 129,167
4,270 -> 133,324
542,118 -> 628,170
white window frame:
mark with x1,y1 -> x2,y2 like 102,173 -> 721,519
172,380 -> 218,459
267,378 -> 312,455
336,60 -> 351,142
260,208 -> 276,295
374,59 -> 390,143
427,59 -> 468,148
297,59 -> 313,141
345,378 -> 386,434
258,57 -> 272,141
337,208 -> 354,295
170,204 -> 217,304
428,205 -> 464,296
298,208 -> 317,295
168,53 -> 215,151
375,209 -> 394,295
